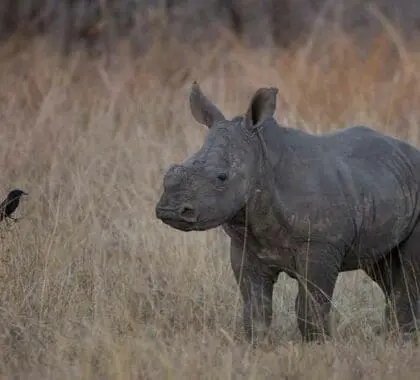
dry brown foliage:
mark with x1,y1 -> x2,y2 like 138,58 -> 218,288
1,26 -> 420,379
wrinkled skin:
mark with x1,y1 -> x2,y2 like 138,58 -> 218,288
155,81 -> 420,345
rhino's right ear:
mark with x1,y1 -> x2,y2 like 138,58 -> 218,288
189,81 -> 225,128
245,87 -> 278,131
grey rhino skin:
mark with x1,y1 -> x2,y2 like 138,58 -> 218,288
155,81 -> 420,344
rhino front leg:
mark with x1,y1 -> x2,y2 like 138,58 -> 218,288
229,240 -> 279,345
295,244 -> 341,342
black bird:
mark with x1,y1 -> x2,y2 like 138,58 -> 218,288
0,189 -> 27,222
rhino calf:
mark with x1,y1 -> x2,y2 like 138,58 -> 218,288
155,82 -> 420,344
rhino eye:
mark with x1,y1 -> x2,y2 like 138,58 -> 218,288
217,173 -> 228,182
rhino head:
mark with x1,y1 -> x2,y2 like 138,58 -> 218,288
155,81 -> 278,231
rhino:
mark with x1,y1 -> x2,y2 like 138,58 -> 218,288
155,81 -> 420,344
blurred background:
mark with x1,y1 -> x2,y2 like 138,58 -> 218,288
2,0 -> 420,55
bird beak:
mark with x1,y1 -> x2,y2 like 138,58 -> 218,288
22,192 -> 28,196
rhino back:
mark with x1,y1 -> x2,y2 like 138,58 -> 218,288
261,124 -> 420,260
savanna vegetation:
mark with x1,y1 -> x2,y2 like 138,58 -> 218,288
1,2 -> 420,378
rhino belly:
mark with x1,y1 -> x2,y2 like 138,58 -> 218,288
340,218 -> 416,271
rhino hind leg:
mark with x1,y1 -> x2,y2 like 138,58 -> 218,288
363,249 -> 401,336
385,227 -> 420,343
294,244 -> 341,342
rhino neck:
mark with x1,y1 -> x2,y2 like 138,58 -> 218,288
229,122 -> 300,236
254,133 -> 294,233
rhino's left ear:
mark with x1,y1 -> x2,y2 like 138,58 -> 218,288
189,81 -> 226,128
245,87 -> 278,131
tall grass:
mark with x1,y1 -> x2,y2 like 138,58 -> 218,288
0,28 -> 420,378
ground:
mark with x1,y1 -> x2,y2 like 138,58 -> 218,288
0,30 -> 419,379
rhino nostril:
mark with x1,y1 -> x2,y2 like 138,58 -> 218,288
179,203 -> 197,222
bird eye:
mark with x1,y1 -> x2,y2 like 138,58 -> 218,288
217,173 -> 228,182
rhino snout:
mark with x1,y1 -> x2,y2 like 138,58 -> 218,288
178,203 -> 197,223
155,202 -> 198,223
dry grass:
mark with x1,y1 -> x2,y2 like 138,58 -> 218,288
1,28 -> 420,379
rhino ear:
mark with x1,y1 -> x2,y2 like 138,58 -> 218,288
245,87 -> 278,130
189,81 -> 225,128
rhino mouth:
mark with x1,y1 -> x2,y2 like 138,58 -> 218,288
159,217 -> 196,231
158,216 -> 223,232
